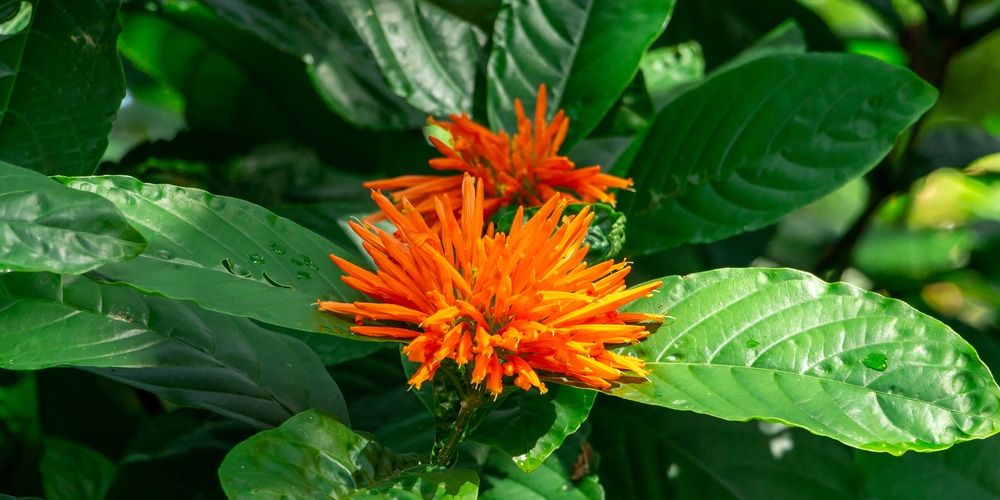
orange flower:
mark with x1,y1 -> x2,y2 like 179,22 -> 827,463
365,84 -> 633,226
319,175 -> 662,395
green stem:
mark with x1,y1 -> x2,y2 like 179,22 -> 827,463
432,389 -> 483,467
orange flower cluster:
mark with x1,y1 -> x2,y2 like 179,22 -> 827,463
319,175 -> 662,395
365,84 -> 632,225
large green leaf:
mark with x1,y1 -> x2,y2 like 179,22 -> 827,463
487,0 -> 673,147
0,0 -> 125,175
611,267 -> 1000,455
57,175 -> 368,336
856,433 -> 1000,498
0,272 -> 350,428
0,161 -> 146,274
617,53 -> 937,254
471,385 -> 595,473
589,397 -> 861,500
335,0 -> 481,117
200,0 -> 425,129
219,409 -> 479,499
39,438 -> 116,500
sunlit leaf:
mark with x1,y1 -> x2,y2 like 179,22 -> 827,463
479,431 -> 603,500
57,175 -> 368,337
611,267 -> 1000,455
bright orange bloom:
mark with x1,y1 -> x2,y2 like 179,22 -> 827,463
365,84 -> 633,226
319,175 -> 663,396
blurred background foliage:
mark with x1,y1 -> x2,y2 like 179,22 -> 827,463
2,0 -> 1000,498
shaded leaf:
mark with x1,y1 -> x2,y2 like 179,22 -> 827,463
479,430 -> 603,500
201,0 -> 425,129
219,409 -> 479,499
0,370 -> 42,496
0,161 -> 146,274
617,53 -> 937,254
39,438 -> 116,500
612,267 -> 1000,454
926,27 -> 1000,134
0,0 -> 125,174
0,272 -> 350,428
589,397 -> 862,500
487,0 -> 674,147
856,429 -> 1000,498
471,385 -> 595,472
57,175 -> 368,336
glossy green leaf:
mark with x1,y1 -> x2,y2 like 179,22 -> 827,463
0,272 -> 350,428
590,397 -> 861,500
617,53 -> 938,254
0,161 -> 146,274
471,385 -> 595,472
611,267 -> 1000,454
0,0 -> 125,175
487,0 -> 674,147
479,432 -> 603,500
57,175 -> 368,336
219,409 -> 479,499
336,0 -> 480,117
856,432 -> 1000,498
39,438 -> 116,500
201,0 -> 425,129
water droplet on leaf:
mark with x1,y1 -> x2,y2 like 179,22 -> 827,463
862,353 -> 888,371
296,271 -> 312,280
268,242 -> 286,255
745,338 -> 759,348
248,253 -> 266,264
155,249 -> 173,260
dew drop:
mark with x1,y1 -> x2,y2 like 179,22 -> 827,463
296,271 -> 312,280
745,338 -> 760,348
301,255 -> 320,270
861,353 -> 888,371
665,352 -> 683,362
291,259 -> 303,267
155,249 -> 173,260
248,253 -> 266,264
653,391 -> 663,398
268,242 -> 286,255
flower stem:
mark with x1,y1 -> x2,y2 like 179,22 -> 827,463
432,388 -> 483,467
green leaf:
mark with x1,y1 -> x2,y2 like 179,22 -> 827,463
219,409 -> 479,499
57,175 -> 368,336
640,41 -> 704,111
487,0 -> 674,147
0,272 -> 350,428
925,28 -> 1000,134
856,432 -> 1000,498
711,19 -> 807,74
0,161 -> 146,274
478,433 -> 604,500
589,397 -> 862,500
336,0 -> 481,117
611,267 -> 1000,455
853,227 -> 977,281
0,0 -> 125,175
617,53 -> 938,254
39,438 -> 116,500
201,0 -> 425,129
117,4 -> 370,157
658,0 -> 842,70
471,385 -> 595,473
0,370 -> 42,495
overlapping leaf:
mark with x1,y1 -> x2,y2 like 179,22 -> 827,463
200,0 -> 431,129
0,0 -> 125,174
219,409 -> 479,499
39,438 -> 116,500
611,268 -> 1000,454
0,272 -> 350,427
0,162 -> 146,274
57,175 -> 368,336
616,53 -> 938,254
487,0 -> 674,147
